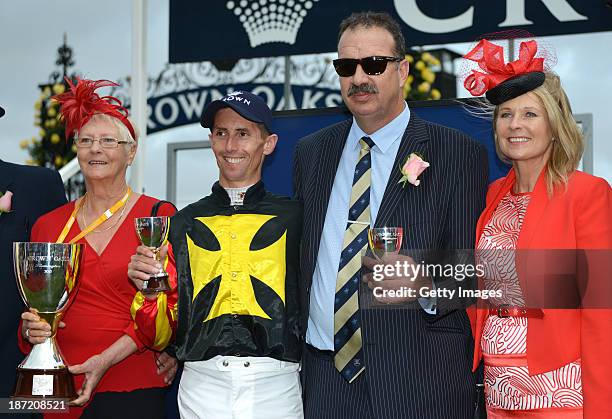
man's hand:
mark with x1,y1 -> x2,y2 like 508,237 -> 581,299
21,309 -> 65,345
128,244 -> 168,295
68,353 -> 112,406
155,352 -> 178,384
362,253 -> 431,304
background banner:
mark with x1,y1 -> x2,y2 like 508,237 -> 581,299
169,0 -> 612,62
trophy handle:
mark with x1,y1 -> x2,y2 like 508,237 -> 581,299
13,244 -> 30,307
11,242 -> 82,401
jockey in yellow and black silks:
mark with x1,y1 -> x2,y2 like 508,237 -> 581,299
128,91 -> 304,419
168,180 -> 302,362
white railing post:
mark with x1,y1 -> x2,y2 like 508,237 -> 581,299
130,0 -> 147,193
58,157 -> 81,183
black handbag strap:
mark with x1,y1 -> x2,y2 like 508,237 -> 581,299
151,200 -> 178,216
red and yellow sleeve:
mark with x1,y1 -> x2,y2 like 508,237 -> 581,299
128,241 -> 178,351
128,205 -> 179,351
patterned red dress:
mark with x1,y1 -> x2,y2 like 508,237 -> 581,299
19,195 -> 176,418
477,191 -> 583,418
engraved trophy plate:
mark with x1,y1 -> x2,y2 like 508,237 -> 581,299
12,242 -> 83,400
368,227 -> 403,260
134,216 -> 171,293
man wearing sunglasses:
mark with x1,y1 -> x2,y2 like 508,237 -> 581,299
294,11 -> 488,419
0,103 -> 67,413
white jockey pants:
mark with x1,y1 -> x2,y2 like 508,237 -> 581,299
178,356 -> 303,419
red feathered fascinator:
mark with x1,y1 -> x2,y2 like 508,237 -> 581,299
53,77 -> 136,141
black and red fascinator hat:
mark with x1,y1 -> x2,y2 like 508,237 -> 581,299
53,77 -> 136,140
462,33 -> 555,105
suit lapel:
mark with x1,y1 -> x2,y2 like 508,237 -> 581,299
375,115 -> 429,228
0,161 -> 14,230
517,168 -> 549,249
0,160 -> 12,193
309,121 -> 351,255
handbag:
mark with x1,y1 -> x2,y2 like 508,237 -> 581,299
151,200 -> 177,217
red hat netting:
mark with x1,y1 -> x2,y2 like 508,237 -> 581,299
459,30 -> 557,98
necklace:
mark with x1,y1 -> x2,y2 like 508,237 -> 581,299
80,193 -> 129,234
57,187 -> 132,243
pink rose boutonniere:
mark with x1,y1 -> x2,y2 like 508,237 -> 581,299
0,190 -> 13,214
399,153 -> 430,187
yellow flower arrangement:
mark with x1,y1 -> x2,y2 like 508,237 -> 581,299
421,69 -> 435,84
403,51 -> 444,101
52,83 -> 65,94
417,82 -> 431,93
25,81 -> 75,168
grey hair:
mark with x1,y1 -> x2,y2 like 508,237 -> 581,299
74,113 -> 137,147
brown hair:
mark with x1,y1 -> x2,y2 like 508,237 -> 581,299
338,11 -> 406,57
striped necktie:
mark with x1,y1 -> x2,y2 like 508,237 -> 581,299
334,136 -> 374,382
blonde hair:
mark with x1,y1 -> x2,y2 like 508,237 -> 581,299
493,72 -> 584,193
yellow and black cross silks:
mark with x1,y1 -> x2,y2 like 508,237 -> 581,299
167,181 -> 302,363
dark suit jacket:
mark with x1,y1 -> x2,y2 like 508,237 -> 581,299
0,160 -> 66,398
294,115 -> 488,418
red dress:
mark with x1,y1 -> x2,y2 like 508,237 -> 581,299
477,191 -> 582,418
468,169 -> 612,418
19,195 -> 176,418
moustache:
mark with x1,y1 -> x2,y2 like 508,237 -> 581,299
347,83 -> 378,97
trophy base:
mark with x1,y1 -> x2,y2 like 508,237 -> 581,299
13,367 -> 77,400
142,273 -> 170,293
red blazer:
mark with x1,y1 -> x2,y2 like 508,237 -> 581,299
468,168 -> 612,417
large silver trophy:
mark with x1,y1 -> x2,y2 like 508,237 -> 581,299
12,242 -> 83,400
134,216 -> 171,293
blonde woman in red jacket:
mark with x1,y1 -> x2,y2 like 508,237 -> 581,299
464,38 -> 612,418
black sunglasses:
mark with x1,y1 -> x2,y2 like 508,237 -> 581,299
333,56 -> 403,77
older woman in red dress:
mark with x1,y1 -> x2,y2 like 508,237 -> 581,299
464,38 -> 612,418
19,79 -> 178,418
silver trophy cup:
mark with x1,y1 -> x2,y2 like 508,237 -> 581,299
368,227 -> 404,260
134,216 -> 171,293
12,242 -> 83,400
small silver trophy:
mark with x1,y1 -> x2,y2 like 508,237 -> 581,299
12,242 -> 83,400
367,227 -> 403,260
134,216 -> 171,293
